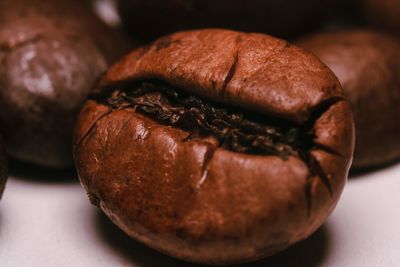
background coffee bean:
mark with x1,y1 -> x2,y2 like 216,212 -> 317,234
0,0 -> 132,168
360,0 -> 400,34
118,0 -> 336,41
0,136 -> 7,200
298,30 -> 400,169
74,29 -> 354,265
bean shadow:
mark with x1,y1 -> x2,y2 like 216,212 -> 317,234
349,160 -> 400,179
96,212 -> 330,267
8,158 -> 78,184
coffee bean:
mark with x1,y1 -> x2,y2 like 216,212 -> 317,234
0,0 -> 132,168
298,30 -> 400,169
361,0 -> 400,34
118,0 -> 336,41
74,29 -> 354,265
0,136 -> 7,200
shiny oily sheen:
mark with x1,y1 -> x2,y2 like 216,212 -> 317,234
0,0 -> 131,168
74,30 -> 355,265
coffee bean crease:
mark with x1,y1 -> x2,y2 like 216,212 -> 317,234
94,80 -> 343,213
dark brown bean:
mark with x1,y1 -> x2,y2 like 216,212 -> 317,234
118,0 -> 336,41
0,136 -> 7,200
361,0 -> 400,34
298,30 -> 400,169
74,29 -> 354,265
0,0 -> 132,168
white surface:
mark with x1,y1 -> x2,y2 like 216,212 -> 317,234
0,163 -> 399,267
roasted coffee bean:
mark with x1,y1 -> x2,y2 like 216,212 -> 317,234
298,30 -> 400,169
360,0 -> 400,34
118,0 -> 335,41
0,137 -> 7,200
0,0 -> 132,168
74,29 -> 354,265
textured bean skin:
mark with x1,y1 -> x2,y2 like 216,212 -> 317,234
74,29 -> 354,265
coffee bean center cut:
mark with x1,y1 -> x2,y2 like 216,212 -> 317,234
98,80 -> 316,158
93,80 -> 337,211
